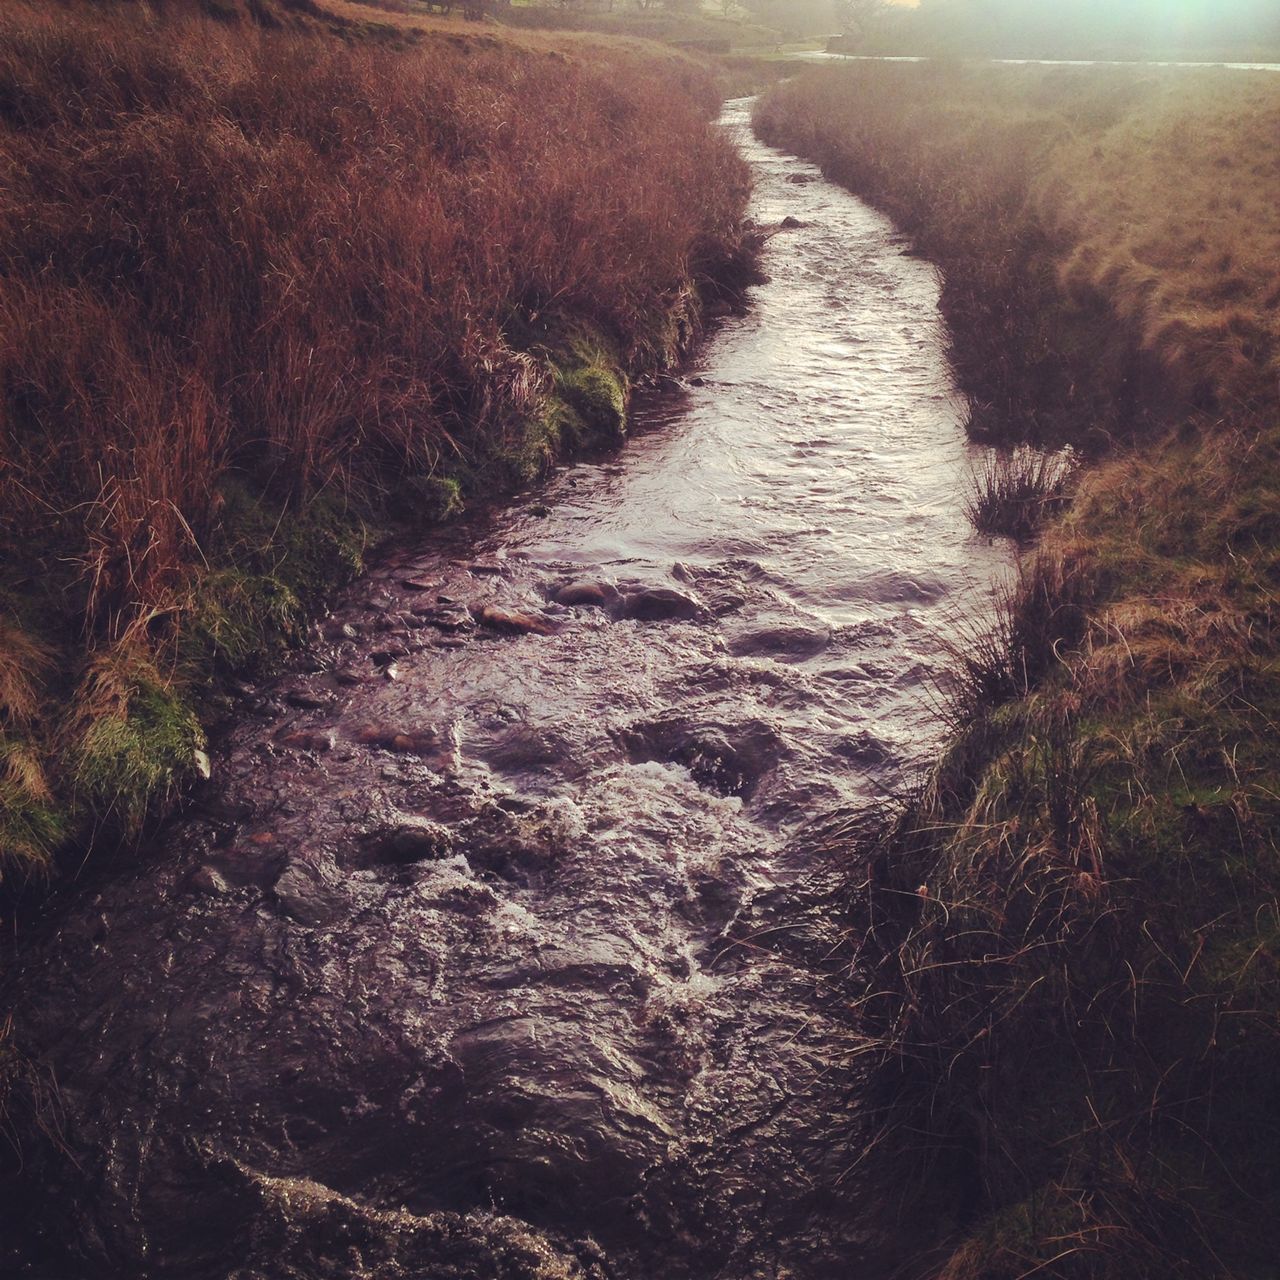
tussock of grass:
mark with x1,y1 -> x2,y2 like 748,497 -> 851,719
69,641 -> 208,838
553,334 -> 631,448
966,448 -> 1074,542
0,0 -> 752,882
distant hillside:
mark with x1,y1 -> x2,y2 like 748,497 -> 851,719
836,0 -> 1280,61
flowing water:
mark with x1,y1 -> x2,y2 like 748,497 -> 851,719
0,101 -> 1008,1279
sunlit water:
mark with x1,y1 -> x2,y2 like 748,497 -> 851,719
795,50 -> 1280,69
0,102 -> 1008,1279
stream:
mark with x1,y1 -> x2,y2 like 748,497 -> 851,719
0,100 -> 1009,1279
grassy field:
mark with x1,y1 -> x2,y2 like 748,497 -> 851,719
758,64 -> 1280,1277
497,3 -> 784,50
0,0 -> 752,883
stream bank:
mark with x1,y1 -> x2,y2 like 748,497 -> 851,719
755,63 -> 1280,1277
0,5 -> 751,879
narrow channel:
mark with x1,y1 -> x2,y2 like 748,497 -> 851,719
1,100 -> 1010,1278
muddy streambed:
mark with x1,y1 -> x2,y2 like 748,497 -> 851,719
0,101 -> 1008,1279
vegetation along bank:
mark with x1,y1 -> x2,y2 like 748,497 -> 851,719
757,62 -> 1280,1278
0,0 -> 755,885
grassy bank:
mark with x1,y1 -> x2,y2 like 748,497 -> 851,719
757,65 -> 1280,1276
756,63 -> 1280,445
0,0 -> 753,883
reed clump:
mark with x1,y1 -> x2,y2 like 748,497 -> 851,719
758,61 -> 1280,1275
965,448 -> 1074,542
0,0 -> 752,879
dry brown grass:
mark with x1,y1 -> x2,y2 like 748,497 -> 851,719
1037,73 -> 1280,415
0,0 -> 751,872
0,0 -> 745,624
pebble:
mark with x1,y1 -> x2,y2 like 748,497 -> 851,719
285,690 -> 335,710
354,725 -> 444,756
413,606 -> 472,632
189,866 -> 230,897
278,730 -> 336,753
472,604 -> 558,637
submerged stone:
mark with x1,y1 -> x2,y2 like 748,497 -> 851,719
188,866 -> 230,896
353,725 -> 446,758
554,581 -> 613,607
616,584 -> 702,622
278,729 -> 336,753
272,861 -> 341,927
472,604 -> 558,636
381,818 -> 453,864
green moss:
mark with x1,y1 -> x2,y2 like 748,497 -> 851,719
73,665 -> 206,837
392,474 -> 464,525
213,480 -> 370,605
179,569 -> 304,676
546,330 -> 629,448
558,360 -> 628,445
0,737 -> 64,878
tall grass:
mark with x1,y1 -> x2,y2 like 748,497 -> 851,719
965,448 -> 1074,543
0,0 -> 752,874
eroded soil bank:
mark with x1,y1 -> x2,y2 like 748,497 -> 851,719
0,103 -> 1005,1279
